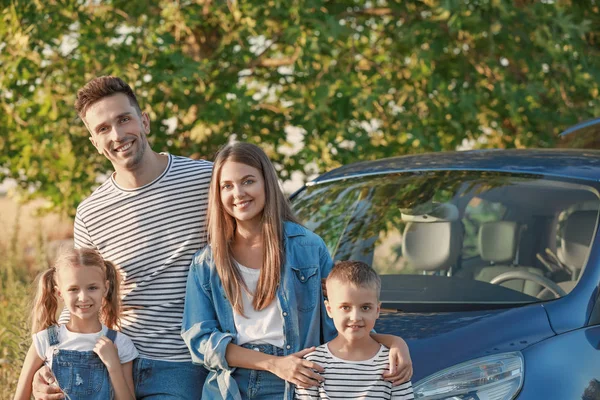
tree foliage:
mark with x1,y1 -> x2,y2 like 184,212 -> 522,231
1,0 -> 600,215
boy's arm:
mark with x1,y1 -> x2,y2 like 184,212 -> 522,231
14,344 -> 46,400
370,334 -> 413,386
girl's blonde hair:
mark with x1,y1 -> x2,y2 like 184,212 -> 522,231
208,142 -> 299,315
31,248 -> 122,333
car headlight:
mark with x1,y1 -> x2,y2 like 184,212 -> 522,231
413,352 -> 524,400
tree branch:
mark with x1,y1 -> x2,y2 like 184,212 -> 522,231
254,46 -> 301,68
341,8 -> 400,18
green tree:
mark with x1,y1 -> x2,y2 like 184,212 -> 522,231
1,0 -> 599,214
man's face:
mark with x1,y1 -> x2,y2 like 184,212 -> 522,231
84,93 -> 150,172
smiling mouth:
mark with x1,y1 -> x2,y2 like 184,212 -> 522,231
235,200 -> 252,208
114,141 -> 133,152
77,305 -> 93,310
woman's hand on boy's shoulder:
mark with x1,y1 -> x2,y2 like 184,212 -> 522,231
268,347 -> 325,389
384,337 -> 413,386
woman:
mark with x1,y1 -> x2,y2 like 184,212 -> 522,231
182,143 -> 412,399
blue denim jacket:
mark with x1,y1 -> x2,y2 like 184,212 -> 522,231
181,222 -> 337,400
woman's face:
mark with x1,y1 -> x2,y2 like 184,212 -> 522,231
219,161 -> 266,227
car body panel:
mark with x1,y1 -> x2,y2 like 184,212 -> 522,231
307,149 -> 600,185
375,305 -> 555,382
517,325 -> 600,399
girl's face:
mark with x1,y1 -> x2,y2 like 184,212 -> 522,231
56,264 -> 108,325
219,161 -> 266,227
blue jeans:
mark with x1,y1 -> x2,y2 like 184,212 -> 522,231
133,358 -> 209,399
231,343 -> 286,400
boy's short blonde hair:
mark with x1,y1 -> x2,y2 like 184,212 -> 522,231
327,260 -> 381,299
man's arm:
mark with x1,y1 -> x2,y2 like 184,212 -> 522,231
31,366 -> 64,400
371,333 -> 413,386
73,211 -> 94,249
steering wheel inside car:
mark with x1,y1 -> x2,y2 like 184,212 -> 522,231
490,271 -> 567,299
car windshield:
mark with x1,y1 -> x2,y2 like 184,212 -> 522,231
292,171 -> 600,311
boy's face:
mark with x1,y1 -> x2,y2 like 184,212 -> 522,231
325,278 -> 381,343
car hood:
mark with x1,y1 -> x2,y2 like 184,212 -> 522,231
375,304 -> 555,382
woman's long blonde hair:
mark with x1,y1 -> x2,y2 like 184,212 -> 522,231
208,142 -> 299,315
31,248 -> 122,333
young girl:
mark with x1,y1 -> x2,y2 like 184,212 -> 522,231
182,142 -> 412,400
14,248 -> 138,400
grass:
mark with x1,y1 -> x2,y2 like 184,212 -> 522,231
0,196 -> 72,399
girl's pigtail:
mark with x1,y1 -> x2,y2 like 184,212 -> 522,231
31,268 -> 58,333
101,260 -> 122,329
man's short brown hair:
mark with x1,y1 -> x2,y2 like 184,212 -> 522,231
327,260 -> 381,298
75,76 -> 141,119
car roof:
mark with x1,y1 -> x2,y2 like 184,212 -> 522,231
310,149 -> 600,185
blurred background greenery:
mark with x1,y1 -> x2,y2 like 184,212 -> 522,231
2,0 -> 600,397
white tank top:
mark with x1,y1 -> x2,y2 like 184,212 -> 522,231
232,262 -> 285,348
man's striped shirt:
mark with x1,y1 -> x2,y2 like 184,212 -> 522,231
295,344 -> 414,400
72,154 -> 212,361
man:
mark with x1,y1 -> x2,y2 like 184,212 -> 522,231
33,76 -> 212,399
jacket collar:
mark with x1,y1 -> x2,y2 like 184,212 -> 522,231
283,221 -> 305,238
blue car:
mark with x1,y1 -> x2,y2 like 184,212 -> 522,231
290,124 -> 600,399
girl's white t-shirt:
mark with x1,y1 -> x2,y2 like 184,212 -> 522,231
233,262 -> 285,347
32,324 -> 139,368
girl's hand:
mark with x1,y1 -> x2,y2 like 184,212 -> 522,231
93,336 -> 121,372
269,347 -> 325,388
383,337 -> 413,386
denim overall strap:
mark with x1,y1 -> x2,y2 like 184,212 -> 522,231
47,325 -> 60,346
51,331 -> 113,399
105,329 -> 117,343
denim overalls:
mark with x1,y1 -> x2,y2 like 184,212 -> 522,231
48,325 -> 117,399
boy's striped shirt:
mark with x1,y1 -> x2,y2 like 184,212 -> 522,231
295,344 -> 414,400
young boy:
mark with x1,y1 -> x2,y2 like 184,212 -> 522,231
295,261 -> 414,400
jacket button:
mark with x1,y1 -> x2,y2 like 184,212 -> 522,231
286,345 -> 291,350
283,312 -> 288,317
